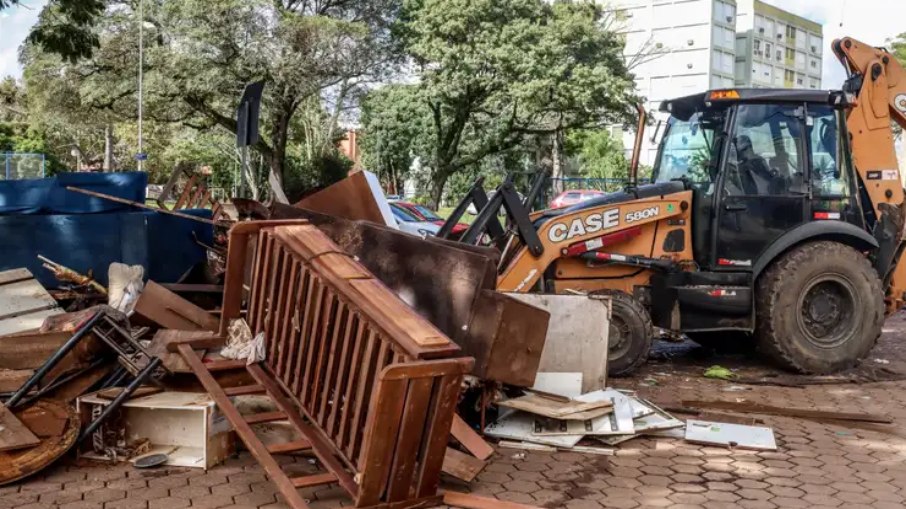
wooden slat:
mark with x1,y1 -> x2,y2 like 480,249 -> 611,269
317,302 -> 348,426
346,331 -> 377,460
223,384 -> 265,397
292,277 -> 322,394
247,363 -> 358,496
268,439 -> 312,454
175,344 -> 311,509
204,359 -> 248,372
263,247 -> 286,343
442,491 -> 543,509
244,411 -> 288,425
329,317 -> 362,439
173,174 -> 197,209
272,255 -> 296,378
281,269 -> 309,392
134,281 -> 218,332
299,284 -> 328,405
451,414 -> 495,461
416,372 -> 464,497
290,472 -> 338,488
354,377 -> 408,506
386,377 -> 434,502
309,297 -> 339,413
441,447 -> 486,483
0,404 -> 40,452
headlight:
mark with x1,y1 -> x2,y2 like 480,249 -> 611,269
418,228 -> 435,237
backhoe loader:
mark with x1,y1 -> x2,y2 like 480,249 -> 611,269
442,36 -> 906,376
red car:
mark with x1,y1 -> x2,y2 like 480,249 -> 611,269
391,201 -> 469,235
549,189 -> 606,209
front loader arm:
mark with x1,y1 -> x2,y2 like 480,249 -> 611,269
497,194 -> 688,292
833,37 -> 906,311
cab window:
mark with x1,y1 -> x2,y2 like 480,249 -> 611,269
724,104 -> 804,196
808,104 -> 850,198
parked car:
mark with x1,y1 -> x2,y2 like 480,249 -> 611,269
549,189 -> 606,209
389,203 -> 441,237
393,201 -> 469,236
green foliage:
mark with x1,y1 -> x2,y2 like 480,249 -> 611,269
892,32 -> 906,65
363,0 -> 637,206
565,129 -> 628,180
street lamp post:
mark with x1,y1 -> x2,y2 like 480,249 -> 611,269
137,0 -> 144,171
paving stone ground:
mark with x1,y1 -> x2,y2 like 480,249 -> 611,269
4,314 -> 906,509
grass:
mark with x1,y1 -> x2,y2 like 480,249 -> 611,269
438,207 -> 475,224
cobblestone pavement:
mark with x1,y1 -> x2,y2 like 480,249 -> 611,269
4,316 -> 906,509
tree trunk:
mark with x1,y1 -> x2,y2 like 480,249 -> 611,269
103,124 -> 114,172
429,169 -> 450,210
551,130 -> 563,194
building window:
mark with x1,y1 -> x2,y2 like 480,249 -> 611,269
786,25 -> 797,40
810,60 -> 817,69
754,40 -> 761,51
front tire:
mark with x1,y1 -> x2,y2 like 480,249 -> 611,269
593,290 -> 653,376
755,241 -> 884,374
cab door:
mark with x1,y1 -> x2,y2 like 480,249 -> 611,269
714,103 -> 809,269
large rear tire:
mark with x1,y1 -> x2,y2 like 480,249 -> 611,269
755,241 -> 884,374
594,290 -> 653,376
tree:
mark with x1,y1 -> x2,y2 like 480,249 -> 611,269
359,84 -> 432,194
22,0 -> 401,194
393,0 -> 638,207
1,0 -> 105,62
566,129 -> 628,180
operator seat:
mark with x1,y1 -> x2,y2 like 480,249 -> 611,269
736,135 -> 771,195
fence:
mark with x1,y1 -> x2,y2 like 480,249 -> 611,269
1,153 -> 46,180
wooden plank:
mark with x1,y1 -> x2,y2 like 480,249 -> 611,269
134,281 -> 219,332
331,318 -> 363,441
355,377 -> 408,506
496,394 -> 612,419
223,384 -> 265,397
175,344 -> 311,509
0,330 -> 69,370
0,369 -> 33,393
386,378 -> 434,502
267,439 -> 312,454
442,491 -> 543,509
272,253 -> 295,378
0,268 -> 33,286
415,372 -> 463,497
441,447 -> 486,483
204,359 -> 248,372
0,271 -> 63,336
244,411 -> 288,425
0,404 -> 40,452
95,386 -> 163,401
681,400 -> 892,424
450,414 -> 494,461
293,171 -> 392,226
290,472 -> 338,488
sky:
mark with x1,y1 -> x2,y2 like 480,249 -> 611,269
1,0 -> 906,87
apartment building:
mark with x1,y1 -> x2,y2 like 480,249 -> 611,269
608,0 -> 823,165
734,0 -> 823,89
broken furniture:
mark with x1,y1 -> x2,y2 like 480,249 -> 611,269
0,268 -> 64,336
77,390 -> 234,468
156,166 -> 228,221
5,307 -> 169,444
264,202 -> 551,388
180,220 -> 474,509
0,399 -> 79,486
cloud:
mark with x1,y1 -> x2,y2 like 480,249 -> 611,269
0,0 -> 47,79
761,0 -> 906,88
